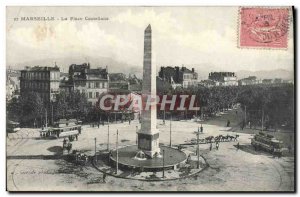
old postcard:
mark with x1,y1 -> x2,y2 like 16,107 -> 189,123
6,6 -> 295,192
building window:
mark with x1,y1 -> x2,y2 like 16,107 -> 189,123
96,92 -> 99,98
89,92 -> 92,98
95,82 -> 100,88
104,82 -> 107,88
88,82 -> 91,88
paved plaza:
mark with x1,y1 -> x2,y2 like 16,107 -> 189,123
6,109 -> 294,191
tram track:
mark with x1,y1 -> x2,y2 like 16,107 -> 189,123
263,156 -> 294,191
8,128 -> 66,191
7,129 -> 35,191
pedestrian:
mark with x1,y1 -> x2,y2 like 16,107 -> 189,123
63,138 -> 67,147
216,142 -> 219,150
200,124 -> 203,133
209,142 -> 212,151
103,173 -> 107,183
227,120 -> 230,127
237,142 -> 240,150
187,154 -> 191,163
98,123 -> 99,128
129,119 -> 131,125
76,135 -> 78,141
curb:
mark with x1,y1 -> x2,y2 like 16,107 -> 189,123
91,154 -> 209,182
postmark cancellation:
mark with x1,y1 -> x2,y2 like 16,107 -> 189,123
238,7 -> 291,49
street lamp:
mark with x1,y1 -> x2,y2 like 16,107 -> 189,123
169,113 -> 172,147
116,129 -> 119,174
136,126 -> 138,145
51,101 -> 54,126
107,114 -> 110,151
197,127 -> 200,169
94,137 -> 97,162
162,149 -> 165,178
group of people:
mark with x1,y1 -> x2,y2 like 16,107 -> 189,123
209,141 -> 220,151
63,138 -> 73,153
209,140 -> 240,151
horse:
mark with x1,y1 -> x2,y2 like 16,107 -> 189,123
234,134 -> 239,141
205,136 -> 214,143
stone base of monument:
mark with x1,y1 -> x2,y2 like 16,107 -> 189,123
93,146 -> 208,181
110,145 -> 186,172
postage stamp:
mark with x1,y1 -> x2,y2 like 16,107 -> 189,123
238,7 -> 290,49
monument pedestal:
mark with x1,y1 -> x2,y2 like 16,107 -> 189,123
137,129 -> 160,158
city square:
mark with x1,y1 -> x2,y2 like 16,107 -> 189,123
7,108 -> 294,191
6,6 -> 295,192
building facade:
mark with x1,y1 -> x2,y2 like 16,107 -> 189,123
68,63 -> 108,105
208,72 -> 238,86
238,76 -> 259,86
158,66 -> 198,88
108,73 -> 130,92
20,66 -> 60,103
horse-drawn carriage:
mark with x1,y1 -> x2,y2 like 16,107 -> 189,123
67,150 -> 89,165
62,138 -> 73,153
190,134 -> 239,144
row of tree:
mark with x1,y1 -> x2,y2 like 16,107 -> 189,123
7,91 -> 90,127
7,83 -> 294,130
168,83 -> 294,130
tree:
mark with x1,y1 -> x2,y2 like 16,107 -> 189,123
18,92 -> 45,127
6,97 -> 21,122
54,90 -> 90,121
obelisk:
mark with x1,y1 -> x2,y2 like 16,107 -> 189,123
137,24 -> 160,158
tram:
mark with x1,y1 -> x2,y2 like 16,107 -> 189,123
40,119 -> 82,140
7,120 -> 20,133
251,132 -> 283,157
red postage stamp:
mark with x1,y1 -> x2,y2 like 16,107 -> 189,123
239,7 -> 290,49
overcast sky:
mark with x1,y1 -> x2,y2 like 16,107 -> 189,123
6,6 -> 294,72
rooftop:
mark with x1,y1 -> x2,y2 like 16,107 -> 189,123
22,66 -> 60,72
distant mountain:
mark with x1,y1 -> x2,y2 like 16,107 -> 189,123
236,69 -> 294,80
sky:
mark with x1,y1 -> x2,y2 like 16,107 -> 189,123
6,6 -> 294,73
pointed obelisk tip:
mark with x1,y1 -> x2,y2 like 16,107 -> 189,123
145,24 -> 151,32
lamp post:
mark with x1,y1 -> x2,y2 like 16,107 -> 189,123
116,129 -> 119,174
136,126 -> 138,145
51,101 -> 54,126
162,149 -> 165,178
169,113 -> 172,147
244,105 -> 247,124
107,114 -> 110,151
261,108 -> 264,132
94,137 -> 97,162
197,127 -> 200,169
45,109 -> 48,129
163,109 -> 165,125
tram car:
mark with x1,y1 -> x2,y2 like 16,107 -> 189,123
7,120 -> 20,133
40,119 -> 82,140
251,132 -> 283,157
